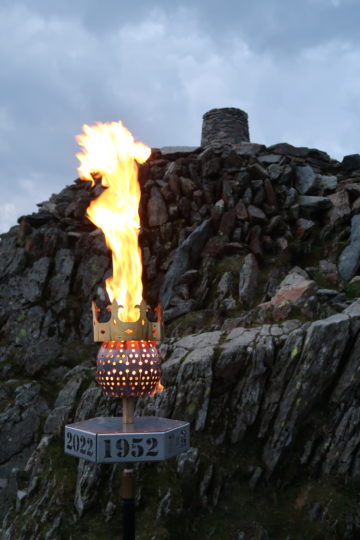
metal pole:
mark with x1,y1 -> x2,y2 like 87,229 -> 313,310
122,398 -> 135,539
122,465 -> 135,540
123,397 -> 135,424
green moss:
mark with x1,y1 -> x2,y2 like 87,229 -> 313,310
186,401 -> 198,415
312,271 -> 337,290
286,305 -> 313,323
214,255 -> 243,275
16,311 -> 27,323
345,281 -> 360,300
167,310 -> 215,337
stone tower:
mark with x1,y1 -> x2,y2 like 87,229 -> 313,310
201,107 -> 250,147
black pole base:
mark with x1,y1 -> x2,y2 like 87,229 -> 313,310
122,497 -> 135,540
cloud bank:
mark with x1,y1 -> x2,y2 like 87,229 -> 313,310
0,0 -> 359,232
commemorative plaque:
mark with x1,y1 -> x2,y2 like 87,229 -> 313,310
65,416 -> 190,463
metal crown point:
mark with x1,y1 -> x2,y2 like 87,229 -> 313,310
92,299 -> 164,342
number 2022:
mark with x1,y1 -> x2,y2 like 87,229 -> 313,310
66,432 -> 94,457
103,437 -> 158,459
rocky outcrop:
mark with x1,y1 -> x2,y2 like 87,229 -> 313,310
3,303 -> 360,539
1,137 -> 360,538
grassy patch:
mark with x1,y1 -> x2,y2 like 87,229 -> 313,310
191,474 -> 358,540
312,271 -> 337,290
345,281 -> 360,300
214,255 -> 244,275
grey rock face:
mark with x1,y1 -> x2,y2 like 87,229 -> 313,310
2,257 -> 50,305
342,154 -> 360,172
296,217 -> 315,238
338,214 -> 360,281
43,364 -> 91,435
327,190 -> 351,225
0,236 -> 27,279
258,154 -> 283,165
147,187 -> 168,227
173,345 -> 214,431
239,253 -> 258,306
0,383 -> 48,464
4,300 -> 360,538
317,174 -> 337,192
215,272 -> 236,310
23,340 -> 62,376
230,335 -> 274,443
160,146 -> 200,157
164,299 -> 195,322
295,165 -> 317,194
234,142 -> 265,156
47,249 -> 74,304
262,313 -> 352,473
298,195 -> 332,209
160,219 -> 212,309
75,253 -> 110,299
176,331 -> 222,350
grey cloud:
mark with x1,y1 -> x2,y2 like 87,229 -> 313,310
0,0 -> 360,233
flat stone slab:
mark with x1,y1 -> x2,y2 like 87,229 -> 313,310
160,146 -> 200,157
65,416 -> 190,463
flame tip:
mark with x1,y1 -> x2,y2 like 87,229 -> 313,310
76,120 -> 150,322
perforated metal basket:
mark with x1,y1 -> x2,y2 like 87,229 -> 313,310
96,340 -> 161,398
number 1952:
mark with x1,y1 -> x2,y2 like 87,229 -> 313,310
102,437 -> 159,459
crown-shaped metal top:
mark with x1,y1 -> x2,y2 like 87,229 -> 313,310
92,299 -> 164,342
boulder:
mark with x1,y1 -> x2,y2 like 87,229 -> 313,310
338,214 -> 360,281
239,253 -> 258,306
296,218 -> 315,238
317,174 -> 337,192
160,146 -> 200,158
295,165 -> 317,194
247,205 -> 267,223
160,219 -> 212,308
327,190 -> 351,225
235,199 -> 248,221
147,187 -> 168,227
342,154 -> 360,172
298,195 -> 332,209
258,154 -> 283,165
258,268 -> 317,320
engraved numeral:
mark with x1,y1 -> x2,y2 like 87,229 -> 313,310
80,435 -> 86,454
73,434 -> 80,452
130,438 -> 144,458
104,439 -> 112,458
66,431 -> 72,450
145,437 -> 158,457
116,438 -> 129,458
86,438 -> 94,457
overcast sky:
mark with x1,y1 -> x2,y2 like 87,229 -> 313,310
0,0 -> 359,233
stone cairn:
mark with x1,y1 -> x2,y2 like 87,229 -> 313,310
201,107 -> 250,146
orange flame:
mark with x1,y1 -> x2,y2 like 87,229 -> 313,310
150,380 -> 164,396
76,121 -> 151,321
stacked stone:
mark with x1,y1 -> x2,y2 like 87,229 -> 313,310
201,107 -> 250,146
